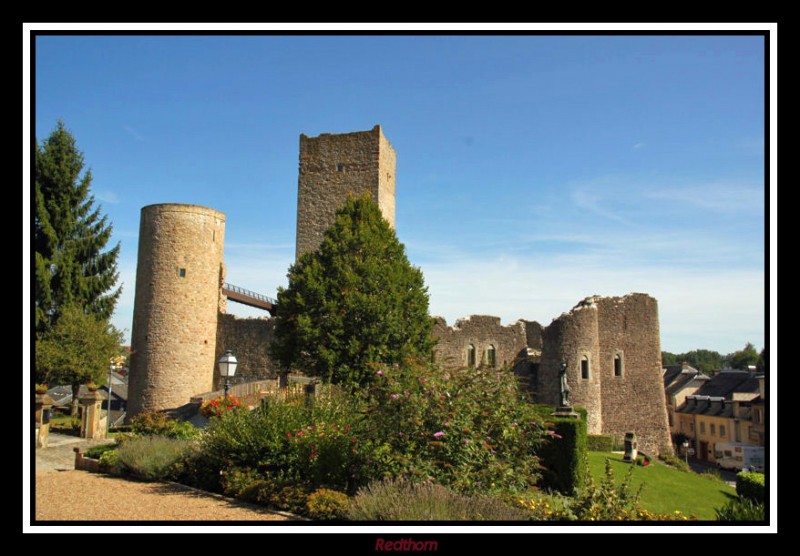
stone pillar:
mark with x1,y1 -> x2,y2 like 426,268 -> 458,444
35,393 -> 55,448
79,390 -> 107,440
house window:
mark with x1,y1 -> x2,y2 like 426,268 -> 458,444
679,420 -> 684,432
581,356 -> 590,380
710,424 -> 716,436
700,422 -> 706,435
467,344 -> 476,368
178,268 -> 186,278
337,163 -> 344,172
690,421 -> 695,432
486,345 -> 496,368
614,353 -> 623,377
720,424 -> 726,438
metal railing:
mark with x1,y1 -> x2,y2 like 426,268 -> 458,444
223,283 -> 276,305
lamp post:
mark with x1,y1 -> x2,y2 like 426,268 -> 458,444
218,350 -> 238,399
682,439 -> 690,466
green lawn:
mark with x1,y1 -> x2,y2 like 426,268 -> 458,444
587,452 -> 737,520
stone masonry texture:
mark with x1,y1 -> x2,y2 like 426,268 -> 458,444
127,204 -> 225,418
215,313 -> 281,389
295,125 -> 396,260
537,294 -> 673,455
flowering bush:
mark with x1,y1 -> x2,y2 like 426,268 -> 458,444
35,383 -> 48,394
129,410 -> 199,439
362,359 -> 550,494
200,395 -> 245,419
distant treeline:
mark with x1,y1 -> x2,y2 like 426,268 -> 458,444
662,343 -> 766,374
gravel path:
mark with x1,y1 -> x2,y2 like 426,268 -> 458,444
34,433 -> 296,522
34,470 -> 296,521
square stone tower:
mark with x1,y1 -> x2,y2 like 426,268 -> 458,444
295,125 -> 396,260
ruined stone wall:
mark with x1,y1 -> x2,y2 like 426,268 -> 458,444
215,313 -> 281,389
295,125 -> 396,260
596,294 -> 673,455
540,298 -> 603,434
431,315 -> 530,370
127,204 -> 225,417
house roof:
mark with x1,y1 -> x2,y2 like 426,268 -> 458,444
695,370 -> 760,399
677,395 -> 733,418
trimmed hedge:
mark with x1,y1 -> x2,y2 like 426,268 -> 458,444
736,472 -> 765,503
538,408 -> 588,495
587,435 -> 615,452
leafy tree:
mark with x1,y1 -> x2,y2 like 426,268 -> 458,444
661,352 -> 678,366
271,195 -> 434,387
756,348 -> 767,374
35,305 -> 123,414
675,349 -> 724,374
727,342 -> 760,371
35,119 -> 121,333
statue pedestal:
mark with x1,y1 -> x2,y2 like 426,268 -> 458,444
551,406 -> 580,419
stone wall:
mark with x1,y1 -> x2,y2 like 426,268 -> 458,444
215,313 -> 280,389
540,297 -> 603,434
596,294 -> 673,455
127,204 -> 225,418
295,125 -> 396,260
431,315 -> 530,370
534,294 -> 672,455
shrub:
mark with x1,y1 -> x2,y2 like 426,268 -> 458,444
537,413 -> 587,494
347,477 -> 527,521
84,444 -> 116,459
115,436 -> 192,481
129,410 -> 199,439
98,449 -> 119,473
200,395 -> 246,419
306,488 -> 350,520
736,472 -> 765,503
587,435 -> 614,452
715,498 -> 765,521
201,387 -> 369,494
700,468 -> 724,482
363,360 -> 550,495
658,452 -> 691,473
220,467 -> 310,514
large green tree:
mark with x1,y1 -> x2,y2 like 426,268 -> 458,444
35,119 -> 121,333
271,195 -> 434,387
35,305 -> 123,414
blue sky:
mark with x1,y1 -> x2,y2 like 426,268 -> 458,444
30,31 -> 770,355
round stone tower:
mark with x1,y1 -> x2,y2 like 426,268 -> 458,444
127,204 -> 226,417
540,297 -> 603,434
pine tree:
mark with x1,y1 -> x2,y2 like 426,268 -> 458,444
35,120 -> 121,333
271,195 -> 434,387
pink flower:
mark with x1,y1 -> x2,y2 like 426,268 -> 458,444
376,370 -> 384,375
433,431 -> 445,438
391,394 -> 399,400
287,433 -> 293,438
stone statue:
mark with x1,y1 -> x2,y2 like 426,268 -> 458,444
559,361 -> 571,407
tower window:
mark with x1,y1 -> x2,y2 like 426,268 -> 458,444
467,344 -> 476,368
337,163 -> 344,172
486,345 -> 496,368
178,268 -> 186,278
614,353 -> 623,377
581,356 -> 590,380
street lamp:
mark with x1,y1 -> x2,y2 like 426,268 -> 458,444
682,439 -> 690,466
218,350 -> 238,399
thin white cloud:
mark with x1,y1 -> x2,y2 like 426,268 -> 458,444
643,183 -> 763,214
95,190 -> 120,204
633,142 -> 645,150
123,125 -> 145,142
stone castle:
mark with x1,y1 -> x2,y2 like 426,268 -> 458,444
127,125 -> 673,455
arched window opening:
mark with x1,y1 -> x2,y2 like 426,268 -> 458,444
467,344 -> 476,368
581,355 -> 590,380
